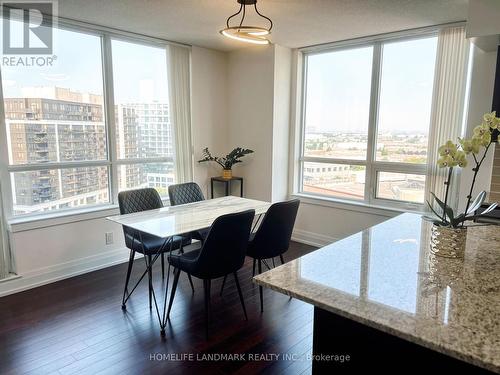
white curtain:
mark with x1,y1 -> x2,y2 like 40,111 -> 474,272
0,182 -> 11,279
167,45 -> 193,183
426,26 -> 470,209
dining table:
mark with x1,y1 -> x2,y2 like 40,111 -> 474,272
106,195 -> 271,335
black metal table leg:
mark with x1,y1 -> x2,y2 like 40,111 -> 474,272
161,253 -> 165,279
160,237 -> 175,336
121,249 -> 135,310
121,230 -> 172,331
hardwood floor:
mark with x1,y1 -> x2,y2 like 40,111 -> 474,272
0,242 -> 316,375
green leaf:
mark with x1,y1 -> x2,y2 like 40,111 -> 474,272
466,191 -> 487,215
426,200 -> 445,223
198,147 -> 253,169
451,213 -> 467,226
456,214 -> 482,224
422,215 -> 442,225
453,202 -> 496,226
481,202 -> 498,214
431,193 -> 455,223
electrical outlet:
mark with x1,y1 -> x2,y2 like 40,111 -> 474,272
105,232 -> 114,245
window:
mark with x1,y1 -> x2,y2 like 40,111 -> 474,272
2,27 -> 109,216
1,23 -> 184,217
299,35 -> 438,208
111,39 -> 174,198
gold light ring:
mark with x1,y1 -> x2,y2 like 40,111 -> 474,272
220,26 -> 271,45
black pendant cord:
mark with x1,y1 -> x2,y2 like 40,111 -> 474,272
226,3 -> 243,28
254,3 -> 273,31
224,1 -> 272,32
238,3 -> 246,30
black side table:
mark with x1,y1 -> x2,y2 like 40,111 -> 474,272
211,176 -> 243,198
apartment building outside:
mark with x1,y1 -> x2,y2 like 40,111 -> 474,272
4,87 -> 174,215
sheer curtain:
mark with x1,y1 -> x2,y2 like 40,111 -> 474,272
0,182 -> 11,279
426,26 -> 470,209
167,45 -> 193,183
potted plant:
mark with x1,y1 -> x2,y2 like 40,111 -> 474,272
198,147 -> 254,179
425,111 -> 499,258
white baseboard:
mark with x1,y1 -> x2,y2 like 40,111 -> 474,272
0,231 -> 335,298
292,228 -> 338,248
0,247 -> 133,297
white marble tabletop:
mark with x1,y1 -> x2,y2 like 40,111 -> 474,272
254,213 -> 500,372
107,196 -> 271,238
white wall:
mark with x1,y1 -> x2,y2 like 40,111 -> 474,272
226,44 -> 293,202
467,0 -> 500,40
4,213 -> 127,296
191,46 -> 229,197
227,46 -> 276,201
292,201 -> 396,246
0,46 -> 229,296
467,0 -> 500,52
272,45 -> 292,202
458,45 -> 497,211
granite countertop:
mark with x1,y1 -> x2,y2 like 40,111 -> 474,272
254,213 -> 500,373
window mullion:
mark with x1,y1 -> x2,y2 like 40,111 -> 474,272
102,34 -> 118,205
298,54 -> 308,193
114,157 -> 174,165
0,68 -> 14,219
301,156 -> 367,166
372,162 -> 427,175
365,42 -> 382,205
7,160 -> 111,172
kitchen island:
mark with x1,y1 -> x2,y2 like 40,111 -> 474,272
254,213 -> 499,373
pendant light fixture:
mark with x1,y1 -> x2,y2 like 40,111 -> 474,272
220,0 -> 273,45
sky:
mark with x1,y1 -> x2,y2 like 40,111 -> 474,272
305,36 -> 438,134
1,21 -> 169,104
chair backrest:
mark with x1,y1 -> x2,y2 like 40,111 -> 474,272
248,199 -> 300,259
193,209 -> 255,279
168,182 -> 205,206
118,188 -> 163,215
118,188 -> 163,247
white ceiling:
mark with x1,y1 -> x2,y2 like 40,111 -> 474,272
56,0 -> 468,51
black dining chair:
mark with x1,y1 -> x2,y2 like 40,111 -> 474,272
118,188 -> 193,310
168,182 -> 210,242
221,199 -> 300,312
166,209 -> 255,339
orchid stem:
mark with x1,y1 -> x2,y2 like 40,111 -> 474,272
442,167 -> 453,224
463,142 -> 492,226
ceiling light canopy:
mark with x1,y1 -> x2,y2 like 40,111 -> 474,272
220,0 -> 273,45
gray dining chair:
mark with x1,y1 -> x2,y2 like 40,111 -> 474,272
168,182 -> 210,242
118,188 -> 193,310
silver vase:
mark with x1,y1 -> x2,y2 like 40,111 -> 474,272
430,224 -> 467,258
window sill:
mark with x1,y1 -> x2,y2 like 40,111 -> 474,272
8,205 -> 120,233
8,197 -> 172,233
292,192 -> 424,217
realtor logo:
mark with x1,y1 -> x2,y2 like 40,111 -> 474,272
1,1 -> 56,54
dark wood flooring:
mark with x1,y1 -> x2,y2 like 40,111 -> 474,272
0,242 -> 316,375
